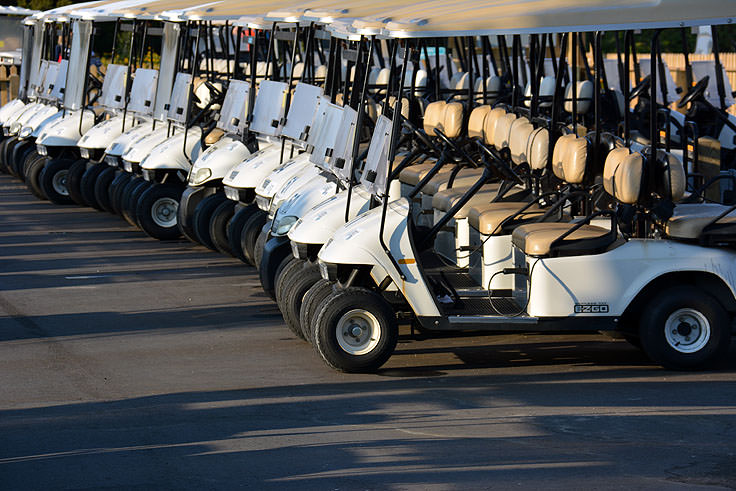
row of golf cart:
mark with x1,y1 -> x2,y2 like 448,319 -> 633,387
1,0 -> 736,373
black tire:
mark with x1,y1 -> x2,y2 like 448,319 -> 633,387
94,166 -> 117,213
80,163 -> 106,210
275,257 -> 306,306
279,261 -> 322,341
135,183 -> 184,240
243,211 -> 268,266
109,171 -> 132,215
0,138 -> 10,173
3,138 -> 21,177
12,141 -> 33,180
209,199 -> 236,256
122,177 -> 150,227
38,158 -> 74,204
23,153 -> 48,200
267,255 -> 295,303
66,159 -> 89,205
639,286 -> 732,370
192,193 -> 227,249
300,279 -> 335,344
313,287 -> 399,373
253,226 -> 269,269
227,204 -> 259,263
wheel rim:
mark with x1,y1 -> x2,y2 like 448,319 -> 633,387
151,197 -> 178,228
52,169 -> 69,196
664,308 -> 711,354
336,309 -> 381,356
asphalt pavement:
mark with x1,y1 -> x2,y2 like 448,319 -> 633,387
1,173 -> 735,490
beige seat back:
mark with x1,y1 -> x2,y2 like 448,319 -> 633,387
423,100 -> 446,134
527,127 -> 549,171
483,107 -> 507,146
564,80 -> 594,114
551,133 -> 577,180
656,150 -> 687,202
468,105 -> 491,139
603,148 -> 642,204
442,102 -> 464,139
493,112 -> 517,149
509,118 -> 534,164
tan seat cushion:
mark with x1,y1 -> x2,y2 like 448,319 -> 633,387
666,203 -> 736,240
398,160 -> 440,185
422,167 -> 484,195
512,222 -> 610,256
432,183 -> 502,213
205,128 -> 225,145
484,107 -> 507,146
423,101 -> 446,134
469,202 -> 541,234
468,105 -> 491,139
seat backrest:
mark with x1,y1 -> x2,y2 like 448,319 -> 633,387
493,112 -> 518,149
509,118 -> 533,164
423,100 -> 447,134
468,105 -> 491,139
562,135 -> 589,184
603,147 -> 641,204
551,133 -> 578,180
655,150 -> 687,202
564,80 -> 594,114
483,107 -> 507,146
442,101 -> 464,139
527,127 -> 549,171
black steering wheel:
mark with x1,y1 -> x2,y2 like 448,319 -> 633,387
474,140 -> 524,184
629,75 -> 651,100
677,75 -> 709,108
204,80 -> 225,101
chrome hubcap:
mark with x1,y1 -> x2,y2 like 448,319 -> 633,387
664,308 -> 710,353
336,309 -> 381,355
151,197 -> 178,228
52,170 -> 69,196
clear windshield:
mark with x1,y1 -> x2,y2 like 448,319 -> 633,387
63,20 -> 92,111
167,72 -> 192,123
691,60 -> 735,108
281,82 -> 323,142
217,79 -> 249,135
127,68 -> 158,115
309,102 -> 343,170
250,80 -> 288,137
100,64 -> 128,109
154,22 -> 180,120
362,114 -> 393,197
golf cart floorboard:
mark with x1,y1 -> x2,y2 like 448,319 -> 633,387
440,296 -> 525,316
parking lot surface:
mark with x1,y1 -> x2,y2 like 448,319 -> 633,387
1,173 -> 735,490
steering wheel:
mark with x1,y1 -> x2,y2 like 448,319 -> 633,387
677,75 -> 709,108
474,140 -> 523,184
204,80 -> 225,101
629,75 -> 651,100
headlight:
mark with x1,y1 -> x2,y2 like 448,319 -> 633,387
224,186 -> 240,201
105,155 -> 119,167
19,126 -> 32,138
2,126 -> 9,136
291,240 -> 300,259
272,215 -> 298,236
256,194 -> 270,212
123,160 -> 133,172
80,147 -> 90,159
9,122 -> 21,135
36,144 -> 47,156
142,169 -> 153,181
189,167 -> 212,185
319,260 -> 330,280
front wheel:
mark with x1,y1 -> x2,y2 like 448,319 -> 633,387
228,204 -> 259,263
300,279 -> 335,344
192,192 -> 226,249
209,199 -> 236,256
80,163 -> 106,210
38,158 -> 74,204
66,159 -> 89,205
94,166 -> 118,213
23,153 -> 48,200
313,287 -> 399,372
639,286 -> 732,370
136,183 -> 183,240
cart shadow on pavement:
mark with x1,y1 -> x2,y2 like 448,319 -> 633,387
0,372 -> 735,489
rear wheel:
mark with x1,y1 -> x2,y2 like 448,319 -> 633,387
227,204 -> 258,263
313,287 -> 399,372
136,183 -> 183,240
94,166 -> 117,213
192,193 -> 226,249
23,153 -> 48,200
242,210 -> 268,266
639,286 -> 731,370
300,279 -> 334,344
80,163 -> 106,210
39,158 -> 74,204
209,199 -> 236,256
66,159 -> 89,205
279,261 -> 322,341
